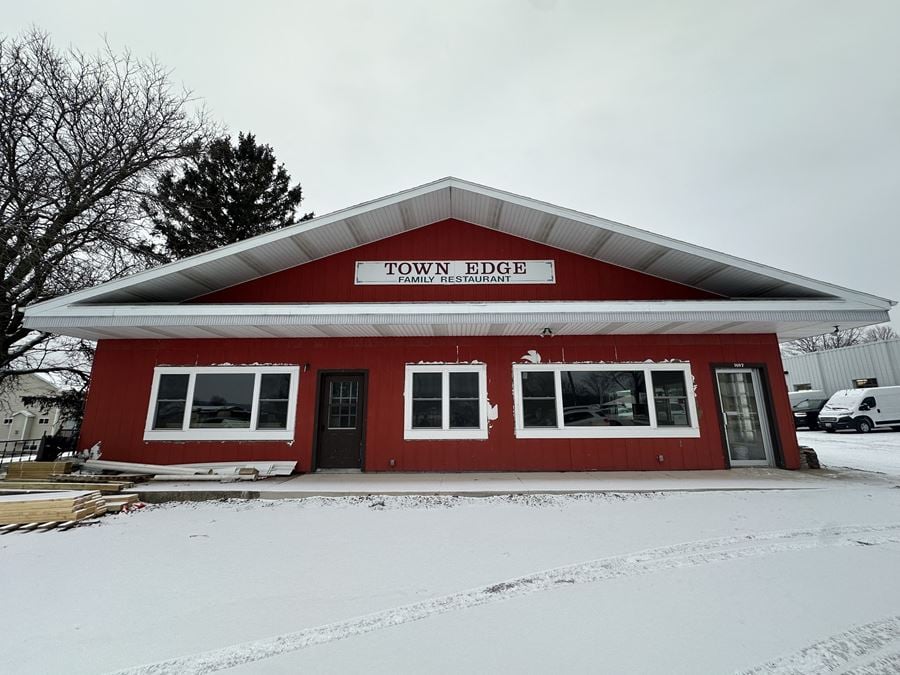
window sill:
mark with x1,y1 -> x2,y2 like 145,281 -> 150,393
404,428 -> 489,441
143,430 -> 294,442
514,427 -> 701,439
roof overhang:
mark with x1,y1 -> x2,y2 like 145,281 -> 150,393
23,300 -> 890,341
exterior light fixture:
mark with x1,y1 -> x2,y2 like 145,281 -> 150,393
541,327 -> 553,337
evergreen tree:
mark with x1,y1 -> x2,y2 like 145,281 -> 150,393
142,132 -> 312,260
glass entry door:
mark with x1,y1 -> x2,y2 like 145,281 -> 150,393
715,368 -> 775,467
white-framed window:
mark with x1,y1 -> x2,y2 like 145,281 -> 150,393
512,362 -> 700,439
2,418 -> 11,425
144,365 -> 300,441
404,364 -> 488,440
38,417 -> 50,425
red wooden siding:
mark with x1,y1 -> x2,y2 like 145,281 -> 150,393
80,334 -> 800,472
194,219 -> 720,304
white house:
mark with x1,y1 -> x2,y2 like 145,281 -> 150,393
1,373 -> 65,451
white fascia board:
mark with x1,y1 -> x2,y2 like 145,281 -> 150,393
23,299 -> 889,325
444,178 -> 895,310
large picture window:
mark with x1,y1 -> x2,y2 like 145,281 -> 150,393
513,363 -> 699,438
144,366 -> 300,441
404,364 -> 488,439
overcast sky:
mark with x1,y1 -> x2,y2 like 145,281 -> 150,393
5,0 -> 899,319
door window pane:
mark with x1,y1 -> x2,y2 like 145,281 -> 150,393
328,380 -> 359,429
153,374 -> 189,429
190,373 -> 254,429
652,371 -> 691,426
521,371 -> 557,427
560,370 -> 649,426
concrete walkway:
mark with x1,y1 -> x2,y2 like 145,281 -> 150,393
128,468 -> 840,502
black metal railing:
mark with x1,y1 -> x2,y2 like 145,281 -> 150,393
0,437 -> 45,465
0,430 -> 80,466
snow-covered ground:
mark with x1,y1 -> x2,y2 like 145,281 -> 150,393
799,428 -> 900,478
2,477 -> 899,674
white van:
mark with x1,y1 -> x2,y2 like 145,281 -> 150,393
818,386 -> 900,433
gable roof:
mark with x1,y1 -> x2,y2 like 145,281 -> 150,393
26,177 -> 893,310
22,177 -> 893,341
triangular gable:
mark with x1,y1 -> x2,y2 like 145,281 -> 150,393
25,177 -> 894,312
194,219 -> 721,304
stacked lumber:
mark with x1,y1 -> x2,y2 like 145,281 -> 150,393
4,461 -> 73,480
0,490 -> 105,525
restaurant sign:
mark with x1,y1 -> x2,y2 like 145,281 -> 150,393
355,260 -> 555,285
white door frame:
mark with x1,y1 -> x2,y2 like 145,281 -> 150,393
715,367 -> 776,467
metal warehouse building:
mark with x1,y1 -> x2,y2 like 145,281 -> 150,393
22,178 -> 895,472
784,339 -> 900,397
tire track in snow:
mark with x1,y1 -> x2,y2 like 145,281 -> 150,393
737,615 -> 900,674
111,523 -> 900,675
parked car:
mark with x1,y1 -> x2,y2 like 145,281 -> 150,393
791,396 -> 829,430
563,406 -> 623,426
818,386 -> 900,433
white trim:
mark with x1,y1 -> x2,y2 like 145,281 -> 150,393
404,363 -> 488,440
22,177 -> 894,314
512,362 -> 700,439
23,297 -> 883,320
143,365 -> 300,442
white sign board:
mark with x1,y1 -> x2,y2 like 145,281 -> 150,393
355,260 -> 555,285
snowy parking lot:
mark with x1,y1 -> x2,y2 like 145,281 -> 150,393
799,428 -> 900,478
2,465 -> 900,675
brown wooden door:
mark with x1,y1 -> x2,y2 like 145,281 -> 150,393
316,373 -> 366,469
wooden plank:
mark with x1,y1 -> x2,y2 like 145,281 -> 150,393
0,481 -> 127,493
4,461 -> 74,480
50,474 -> 152,484
104,494 -> 139,504
0,490 -> 96,502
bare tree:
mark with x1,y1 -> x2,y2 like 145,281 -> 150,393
861,324 -> 898,343
782,324 -> 897,356
0,29 -> 211,388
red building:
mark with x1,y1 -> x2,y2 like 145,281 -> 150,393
24,178 -> 894,472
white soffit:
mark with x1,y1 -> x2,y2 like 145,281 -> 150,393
23,300 -> 890,342
25,177 -> 894,314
